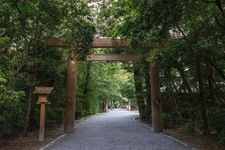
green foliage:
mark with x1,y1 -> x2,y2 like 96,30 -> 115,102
59,0 -> 96,58
76,60 -> 136,118
162,113 -> 172,129
1,0 -> 225,146
0,0 -> 95,137
100,0 -> 225,144
185,122 -> 196,135
209,108 -> 225,143
218,129 -> 225,145
0,70 -> 25,137
209,109 -> 225,133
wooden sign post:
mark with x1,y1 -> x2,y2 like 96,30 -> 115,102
34,87 -> 53,142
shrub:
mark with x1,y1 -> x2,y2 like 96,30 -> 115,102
218,129 -> 225,145
185,121 -> 196,135
209,108 -> 225,144
162,113 -> 172,128
0,71 -> 25,137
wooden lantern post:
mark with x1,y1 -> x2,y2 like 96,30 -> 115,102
34,87 -> 53,142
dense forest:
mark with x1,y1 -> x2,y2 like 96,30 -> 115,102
1,0 -> 225,146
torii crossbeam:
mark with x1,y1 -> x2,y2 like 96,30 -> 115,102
42,37 -> 151,48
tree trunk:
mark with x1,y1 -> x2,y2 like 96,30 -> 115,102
177,64 -> 193,94
100,99 -> 107,112
196,56 -> 208,134
23,14 -> 41,136
23,63 -> 37,136
209,59 -> 225,81
207,61 -> 215,97
144,61 -> 151,121
23,87 -> 33,136
133,63 -> 146,120
83,62 -> 91,115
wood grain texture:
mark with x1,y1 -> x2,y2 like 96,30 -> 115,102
42,37 -> 151,48
86,54 -> 141,61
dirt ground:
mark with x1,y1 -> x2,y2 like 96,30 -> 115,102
0,118 -> 88,150
163,124 -> 225,150
140,120 -> 225,150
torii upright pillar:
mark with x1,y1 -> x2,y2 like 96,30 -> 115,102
150,60 -> 163,133
64,52 -> 77,134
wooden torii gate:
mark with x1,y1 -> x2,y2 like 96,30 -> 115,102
43,37 -> 163,133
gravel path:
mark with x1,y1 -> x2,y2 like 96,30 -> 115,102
42,110 -> 195,150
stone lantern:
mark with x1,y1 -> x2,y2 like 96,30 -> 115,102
34,87 -> 53,142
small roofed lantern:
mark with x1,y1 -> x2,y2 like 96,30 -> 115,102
35,87 -> 53,104
34,87 -> 53,142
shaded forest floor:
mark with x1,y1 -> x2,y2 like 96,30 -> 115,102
0,125 -> 63,150
1,114 -> 225,150
164,125 -> 224,150
140,119 -> 225,150
0,117 -> 90,150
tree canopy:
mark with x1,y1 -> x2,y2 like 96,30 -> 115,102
1,0 -> 225,146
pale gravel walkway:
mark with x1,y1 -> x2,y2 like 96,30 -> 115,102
43,110 -> 195,150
